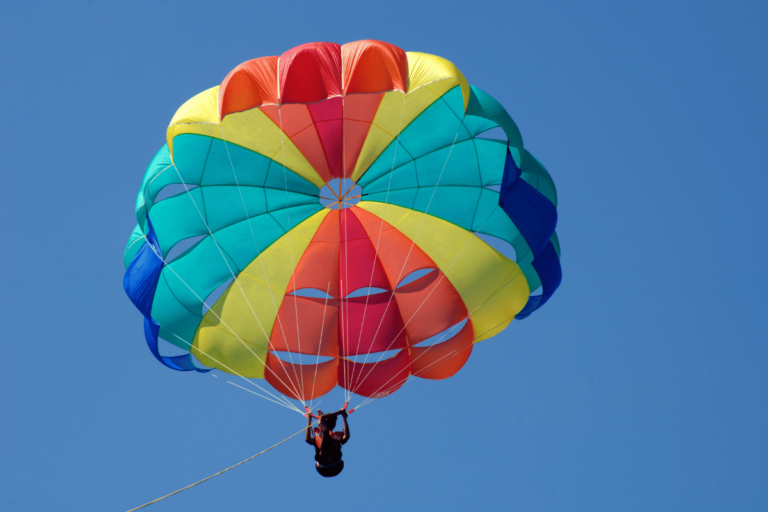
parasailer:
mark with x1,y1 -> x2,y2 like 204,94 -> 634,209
306,408 -> 350,477
123,38 -> 562,420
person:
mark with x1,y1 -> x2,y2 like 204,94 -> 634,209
306,408 -> 349,477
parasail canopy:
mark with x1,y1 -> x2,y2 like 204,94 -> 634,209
124,40 -> 561,405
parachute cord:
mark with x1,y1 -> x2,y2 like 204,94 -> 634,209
348,92 -> 408,399
348,127 -> 462,393
217,124 -> 307,404
351,205 -> 524,404
277,108 -> 308,402
125,423 -> 314,512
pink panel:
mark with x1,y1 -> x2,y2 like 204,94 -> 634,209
338,348 -> 411,398
339,292 -> 407,356
338,209 -> 392,296
308,97 -> 343,178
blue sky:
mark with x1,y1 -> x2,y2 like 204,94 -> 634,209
1,0 -> 766,510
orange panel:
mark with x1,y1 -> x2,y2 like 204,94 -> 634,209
260,104 -> 333,183
342,93 -> 383,178
341,40 -> 407,95
219,56 -> 279,118
287,210 -> 340,296
269,295 -> 339,357
265,353 -> 338,401
410,321 -> 474,380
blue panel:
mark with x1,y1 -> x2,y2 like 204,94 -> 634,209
515,240 -> 562,319
499,146 -> 558,259
123,219 -> 208,373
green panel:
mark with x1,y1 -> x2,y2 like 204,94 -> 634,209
463,115 -> 499,138
439,86 -> 468,120
414,140 -> 481,188
149,187 -> 209,257
360,161 -> 418,194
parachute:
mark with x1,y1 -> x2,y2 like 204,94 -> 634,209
123,40 -> 561,405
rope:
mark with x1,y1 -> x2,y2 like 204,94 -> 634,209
125,423 -> 313,512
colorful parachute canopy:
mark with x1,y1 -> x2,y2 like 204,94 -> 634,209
124,40 -> 561,401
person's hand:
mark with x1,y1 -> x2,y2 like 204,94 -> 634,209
340,409 -> 348,419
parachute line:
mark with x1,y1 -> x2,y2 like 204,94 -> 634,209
125,424 -> 312,512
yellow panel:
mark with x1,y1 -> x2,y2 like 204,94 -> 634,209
356,202 -> 529,343
350,78 -> 461,182
406,52 -> 470,110
191,209 -> 329,377
166,86 -> 325,188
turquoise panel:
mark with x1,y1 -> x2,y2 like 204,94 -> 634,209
172,134 -> 213,185
551,231 -> 561,259
463,115 -> 499,138
149,187 -> 209,257
474,139 -> 508,186
412,186 -> 481,231
201,138 -> 270,187
520,149 -> 557,206
202,186 -> 268,232
269,203 -> 323,232
124,224 -> 145,269
472,189 -> 532,265
360,161 -> 418,194
264,188 -> 321,213
162,236 -> 238,315
363,189 -> 418,210
357,140 -> 414,188
439,86 -> 468,121
151,273 -> 203,345
466,85 -> 523,150
399,97 -> 471,160
264,160 -> 322,197
213,213 -> 289,271
414,140 -> 481,188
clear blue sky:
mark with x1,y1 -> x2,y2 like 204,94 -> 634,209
1,0 -> 766,510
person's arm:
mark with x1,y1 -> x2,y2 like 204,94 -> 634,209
305,414 -> 315,445
339,409 -> 350,445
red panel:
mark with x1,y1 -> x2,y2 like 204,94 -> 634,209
219,56 -> 279,119
279,42 -> 342,104
269,295 -> 339,357
308,98 -> 343,179
410,321 -> 474,380
341,40 -> 407,95
265,353 -> 338,401
338,209 -> 392,296
338,348 -> 411,398
339,292 -> 407,356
